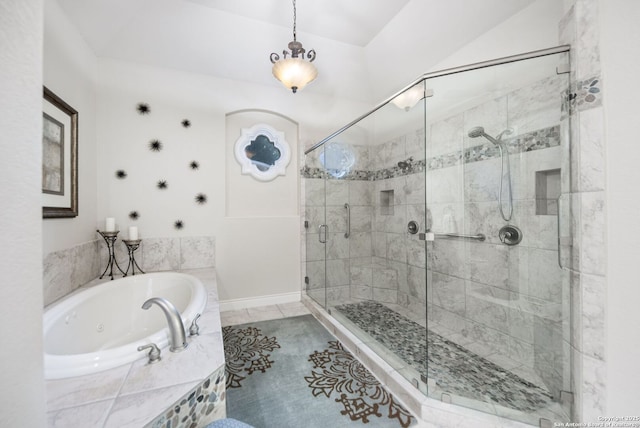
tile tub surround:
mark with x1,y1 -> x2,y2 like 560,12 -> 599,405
100,235 -> 216,276
45,268 -> 226,428
44,235 -> 216,307
44,240 -> 102,306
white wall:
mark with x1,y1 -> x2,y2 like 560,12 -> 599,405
43,0 -> 98,255
225,111 -> 299,218
96,58 -> 367,304
0,0 -> 46,426
219,110 -> 300,303
366,0 -> 563,100
427,0 -> 563,72
601,0 -> 640,414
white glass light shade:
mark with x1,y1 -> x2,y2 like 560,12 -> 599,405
391,85 -> 425,111
319,142 -> 355,178
272,57 -> 318,93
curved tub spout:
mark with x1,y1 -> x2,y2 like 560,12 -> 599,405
141,297 -> 188,352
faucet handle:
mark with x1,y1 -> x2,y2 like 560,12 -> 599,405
189,313 -> 201,337
137,343 -> 162,364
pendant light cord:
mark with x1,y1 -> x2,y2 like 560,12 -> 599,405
292,0 -> 297,41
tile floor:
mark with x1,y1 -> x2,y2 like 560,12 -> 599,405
220,301 -> 311,326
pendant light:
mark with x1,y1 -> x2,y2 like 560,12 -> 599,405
269,0 -> 317,93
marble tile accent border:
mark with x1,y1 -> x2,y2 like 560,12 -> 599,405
567,76 -> 602,113
146,365 -> 226,428
301,125 -> 560,180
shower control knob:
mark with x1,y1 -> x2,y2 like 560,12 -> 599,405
407,221 -> 419,234
499,225 -> 523,246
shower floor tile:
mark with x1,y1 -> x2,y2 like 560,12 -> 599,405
334,300 -> 554,415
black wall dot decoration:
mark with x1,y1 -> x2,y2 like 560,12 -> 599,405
157,180 -> 168,189
136,103 -> 150,115
174,220 -> 184,230
116,170 -> 127,179
129,211 -> 140,220
195,193 -> 207,204
181,119 -> 191,128
190,161 -> 200,170
149,139 -> 163,152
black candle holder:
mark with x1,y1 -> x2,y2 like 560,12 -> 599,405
97,230 -> 126,280
123,239 -> 145,276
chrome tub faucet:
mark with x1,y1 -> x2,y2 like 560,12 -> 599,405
141,297 -> 188,352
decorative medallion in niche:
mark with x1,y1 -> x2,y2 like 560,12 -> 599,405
115,170 -> 127,179
174,220 -> 184,229
190,161 -> 200,170
182,119 -> 191,128
157,180 -> 168,189
234,124 -> 291,181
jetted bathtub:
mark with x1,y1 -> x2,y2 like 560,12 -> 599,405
43,272 -> 207,379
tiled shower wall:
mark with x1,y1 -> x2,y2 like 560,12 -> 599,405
43,235 -> 215,306
303,144 -> 375,305
424,70 -> 570,399
303,130 -> 426,307
560,0 -> 607,422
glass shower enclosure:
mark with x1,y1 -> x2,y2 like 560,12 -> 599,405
302,47 -> 573,425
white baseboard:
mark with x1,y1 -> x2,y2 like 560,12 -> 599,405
219,291 -> 301,312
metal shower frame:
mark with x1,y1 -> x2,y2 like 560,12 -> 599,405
304,45 -> 571,155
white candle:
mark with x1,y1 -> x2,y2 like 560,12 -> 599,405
105,217 -> 115,232
128,226 -> 138,240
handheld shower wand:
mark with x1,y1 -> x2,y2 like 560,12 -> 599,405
467,126 -> 514,221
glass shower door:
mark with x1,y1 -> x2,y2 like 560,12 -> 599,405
303,146 -> 327,308
304,47 -> 572,427
423,51 -> 573,425
321,81 -> 431,394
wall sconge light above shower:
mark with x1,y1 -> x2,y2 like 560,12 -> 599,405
391,84 -> 430,111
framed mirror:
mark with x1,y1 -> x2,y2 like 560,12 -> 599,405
234,124 -> 291,181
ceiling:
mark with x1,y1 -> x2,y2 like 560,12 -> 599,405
55,0 -> 537,103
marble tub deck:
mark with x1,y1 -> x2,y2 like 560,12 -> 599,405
45,268 -> 225,428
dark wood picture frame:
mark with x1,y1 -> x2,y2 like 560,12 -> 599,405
42,86 -> 78,218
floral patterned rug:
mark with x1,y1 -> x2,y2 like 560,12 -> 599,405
222,315 -> 415,427
306,340 -> 413,427
223,325 -> 281,389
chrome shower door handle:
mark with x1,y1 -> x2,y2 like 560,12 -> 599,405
557,195 -> 569,270
318,224 -> 328,243
344,203 -> 350,238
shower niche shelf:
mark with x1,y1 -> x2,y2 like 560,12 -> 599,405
380,190 -> 394,215
535,168 -> 561,215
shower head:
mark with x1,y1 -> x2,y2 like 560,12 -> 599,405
397,156 -> 413,169
468,126 -> 500,146
467,126 -> 486,139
